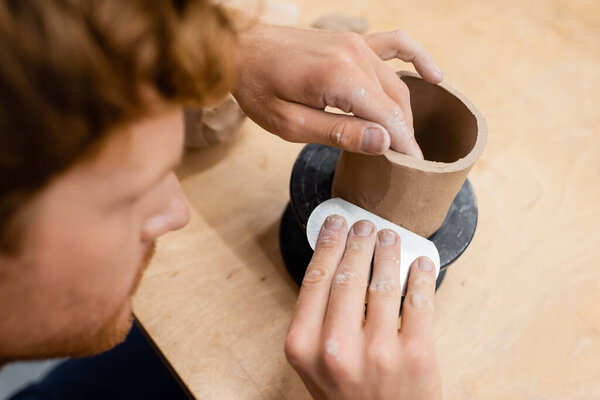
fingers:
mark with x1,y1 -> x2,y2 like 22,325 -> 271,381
320,71 -> 423,158
323,220 -> 376,334
369,57 -> 423,157
365,230 -> 402,336
276,101 -> 391,155
275,71 -> 421,157
288,215 -> 348,343
399,257 -> 437,340
364,30 -> 443,84
258,30 -> 439,157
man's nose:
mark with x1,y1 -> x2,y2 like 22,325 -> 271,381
141,173 -> 190,243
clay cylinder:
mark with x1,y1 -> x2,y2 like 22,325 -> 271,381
331,71 -> 486,237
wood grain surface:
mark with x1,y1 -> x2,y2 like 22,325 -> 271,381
133,1 -> 600,398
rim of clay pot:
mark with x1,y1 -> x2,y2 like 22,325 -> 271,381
384,71 -> 487,173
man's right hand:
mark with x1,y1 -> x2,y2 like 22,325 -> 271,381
285,215 -> 442,399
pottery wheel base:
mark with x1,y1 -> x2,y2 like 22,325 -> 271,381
279,144 -> 477,288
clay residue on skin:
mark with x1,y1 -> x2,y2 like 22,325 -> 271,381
386,109 -> 408,135
305,268 -> 325,279
369,275 -> 396,294
318,232 -> 338,246
410,291 -> 434,310
347,239 -> 372,252
334,132 -> 342,144
325,337 -> 341,362
412,277 -> 428,288
333,271 -> 358,285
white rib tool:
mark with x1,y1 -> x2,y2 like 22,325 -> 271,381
306,198 -> 440,295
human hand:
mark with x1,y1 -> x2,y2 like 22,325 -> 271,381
233,25 -> 443,158
285,216 -> 442,399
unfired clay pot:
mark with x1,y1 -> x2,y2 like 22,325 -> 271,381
184,94 -> 245,149
331,71 -> 487,237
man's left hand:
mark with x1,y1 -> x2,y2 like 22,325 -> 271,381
233,25 -> 443,158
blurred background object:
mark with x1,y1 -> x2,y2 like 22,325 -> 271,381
219,0 -> 300,26
184,94 -> 246,150
311,12 -> 369,33
0,360 -> 62,399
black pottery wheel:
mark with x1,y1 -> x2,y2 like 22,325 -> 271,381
279,144 -> 478,289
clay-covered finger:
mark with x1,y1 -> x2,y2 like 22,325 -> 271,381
317,71 -> 421,158
399,257 -> 437,341
272,61 -> 420,157
274,101 -> 391,155
365,229 -> 402,337
369,56 -> 423,157
364,30 -> 443,84
323,220 -> 376,334
288,215 -> 348,341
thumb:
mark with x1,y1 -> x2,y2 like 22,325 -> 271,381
274,101 -> 391,155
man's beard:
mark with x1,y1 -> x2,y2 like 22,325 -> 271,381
70,241 -> 157,357
2,242 -> 156,363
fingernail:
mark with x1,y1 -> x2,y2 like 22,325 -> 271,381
361,127 -> 386,154
418,257 -> 434,272
353,220 -> 374,237
324,214 -> 343,231
378,230 -> 397,246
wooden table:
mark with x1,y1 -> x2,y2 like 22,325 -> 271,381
133,1 -> 600,398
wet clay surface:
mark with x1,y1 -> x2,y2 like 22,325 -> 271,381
404,76 -> 478,163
